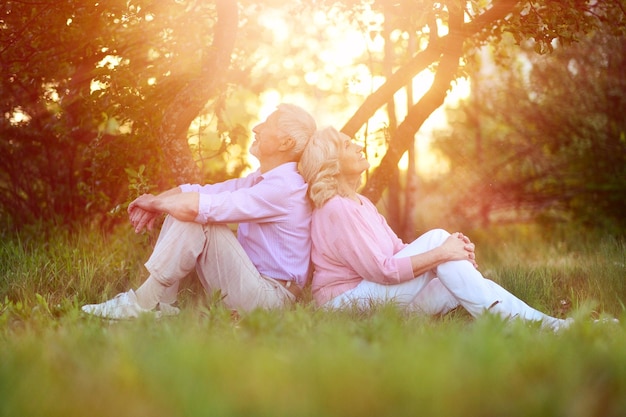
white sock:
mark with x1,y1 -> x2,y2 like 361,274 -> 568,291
135,276 -> 167,310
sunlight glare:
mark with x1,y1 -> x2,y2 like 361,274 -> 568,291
90,79 -> 107,93
8,107 -> 31,125
304,71 -> 319,86
44,83 -> 59,102
97,54 -> 122,70
258,10 -> 289,41
258,90 -> 283,119
436,18 -> 448,36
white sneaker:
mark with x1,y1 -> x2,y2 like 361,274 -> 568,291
594,317 -> 620,325
156,302 -> 180,317
81,290 -> 153,320
544,317 -> 574,332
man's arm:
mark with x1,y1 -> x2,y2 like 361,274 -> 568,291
128,187 -> 199,233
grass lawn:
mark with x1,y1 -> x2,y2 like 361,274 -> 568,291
1,224 -> 625,417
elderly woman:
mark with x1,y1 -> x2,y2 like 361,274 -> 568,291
299,126 -> 572,331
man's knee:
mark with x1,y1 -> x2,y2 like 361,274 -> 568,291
201,223 -> 237,243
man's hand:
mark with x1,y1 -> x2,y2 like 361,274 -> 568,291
129,206 -> 161,234
127,190 -> 199,233
128,194 -> 161,234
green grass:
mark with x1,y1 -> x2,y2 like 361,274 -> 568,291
1,224 -> 625,417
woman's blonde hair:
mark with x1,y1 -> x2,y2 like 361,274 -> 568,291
299,126 -> 345,208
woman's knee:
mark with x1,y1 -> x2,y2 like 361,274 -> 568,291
430,228 -> 450,236
423,228 -> 450,245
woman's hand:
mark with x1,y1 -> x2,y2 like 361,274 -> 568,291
442,232 -> 478,268
457,232 -> 478,267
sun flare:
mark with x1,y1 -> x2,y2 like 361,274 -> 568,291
248,4 -> 472,178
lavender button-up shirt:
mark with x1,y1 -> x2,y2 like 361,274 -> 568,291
179,162 -> 312,286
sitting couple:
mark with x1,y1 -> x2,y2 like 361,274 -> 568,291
83,104 -> 572,331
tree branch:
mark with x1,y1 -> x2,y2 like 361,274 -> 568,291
361,0 -> 468,203
341,0 -> 519,138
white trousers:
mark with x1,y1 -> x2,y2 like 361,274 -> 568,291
325,229 -> 568,330
143,216 -> 294,311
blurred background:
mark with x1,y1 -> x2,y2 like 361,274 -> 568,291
1,0 -> 625,239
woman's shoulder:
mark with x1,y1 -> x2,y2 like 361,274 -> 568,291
317,195 -> 359,212
314,195 -> 377,222
312,196 -> 350,221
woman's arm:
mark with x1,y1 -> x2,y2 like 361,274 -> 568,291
409,233 -> 476,276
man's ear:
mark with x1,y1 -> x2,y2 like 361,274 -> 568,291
279,136 -> 295,151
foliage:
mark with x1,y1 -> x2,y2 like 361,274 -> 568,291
344,0 -> 626,204
1,224 -> 626,417
0,0 -> 252,231
3,306 -> 626,417
2,0 -> 626,232
430,27 -> 626,233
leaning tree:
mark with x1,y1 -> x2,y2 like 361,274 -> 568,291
333,0 -> 626,204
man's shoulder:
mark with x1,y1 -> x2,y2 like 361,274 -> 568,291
263,162 -> 297,174
262,162 -> 305,185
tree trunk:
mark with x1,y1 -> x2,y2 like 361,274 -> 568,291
383,1 -> 402,232
362,1 -> 465,203
157,0 -> 238,185
402,30 -> 419,241
342,0 -> 520,203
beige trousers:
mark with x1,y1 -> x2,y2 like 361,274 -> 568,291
144,216 -> 295,311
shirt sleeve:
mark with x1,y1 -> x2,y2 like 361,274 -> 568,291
193,173 -> 298,224
179,174 -> 256,195
316,198 -> 414,285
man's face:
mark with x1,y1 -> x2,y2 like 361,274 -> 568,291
250,111 -> 285,160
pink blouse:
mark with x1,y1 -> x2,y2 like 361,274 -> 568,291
310,195 -> 413,305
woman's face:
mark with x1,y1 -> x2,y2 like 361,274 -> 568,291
338,133 -> 370,176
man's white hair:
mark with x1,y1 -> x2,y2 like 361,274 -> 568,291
275,103 -> 317,159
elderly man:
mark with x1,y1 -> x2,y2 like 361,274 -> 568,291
82,103 -> 317,319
